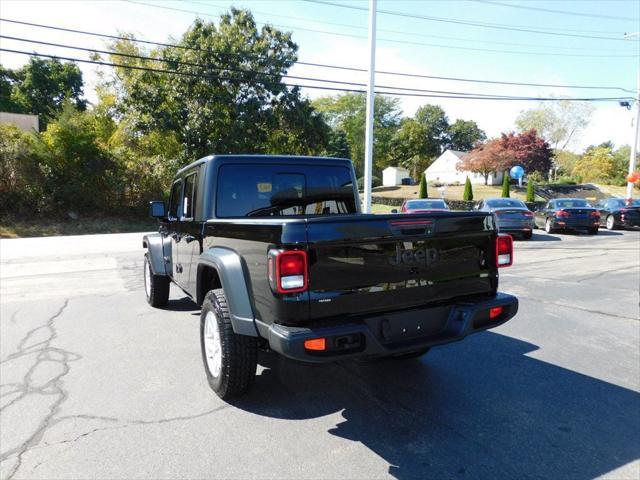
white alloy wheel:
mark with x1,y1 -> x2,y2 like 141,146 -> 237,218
606,215 -> 615,230
144,257 -> 152,298
204,311 -> 222,378
545,218 -> 553,233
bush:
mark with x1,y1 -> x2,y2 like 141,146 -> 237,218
0,124 -> 44,214
555,176 -> 578,185
357,175 -> 382,190
501,173 -> 510,198
526,181 -> 535,202
418,174 -> 428,198
463,176 -> 473,201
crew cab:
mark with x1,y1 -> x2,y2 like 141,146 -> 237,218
143,155 -> 518,399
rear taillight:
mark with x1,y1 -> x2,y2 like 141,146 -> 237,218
496,234 -> 513,268
523,211 -> 534,217
589,211 -> 600,218
268,249 -> 308,293
489,306 -> 504,319
556,210 -> 570,218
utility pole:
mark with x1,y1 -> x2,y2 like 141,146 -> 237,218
363,0 -> 377,213
624,32 -> 639,202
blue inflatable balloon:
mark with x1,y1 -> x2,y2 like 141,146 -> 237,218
510,165 -> 525,179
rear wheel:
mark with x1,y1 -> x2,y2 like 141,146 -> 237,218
523,231 -> 533,240
606,215 -> 617,230
545,218 -> 555,234
200,289 -> 257,399
144,254 -> 169,307
588,227 -> 599,235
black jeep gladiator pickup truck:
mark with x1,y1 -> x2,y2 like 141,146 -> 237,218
143,155 -> 518,399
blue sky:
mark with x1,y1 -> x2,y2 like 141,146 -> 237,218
1,0 -> 639,151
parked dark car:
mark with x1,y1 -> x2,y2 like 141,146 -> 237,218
143,155 -> 518,399
398,199 -> 450,213
594,198 -> 640,230
477,198 -> 534,239
534,198 -> 600,235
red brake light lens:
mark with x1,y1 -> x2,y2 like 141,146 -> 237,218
496,234 -> 513,268
589,211 -> 600,218
268,250 -> 308,293
556,209 -> 570,218
523,211 -> 534,217
489,306 -> 504,319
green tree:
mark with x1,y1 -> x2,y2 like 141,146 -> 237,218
463,176 -> 473,201
390,104 -> 450,179
572,145 -> 614,182
554,150 -> 580,177
314,93 -> 401,175
9,58 -> 86,128
0,66 -> 21,113
501,172 -> 510,198
109,11 -> 328,162
446,119 -> 486,151
418,173 -> 428,198
324,129 -> 350,158
526,180 -> 535,202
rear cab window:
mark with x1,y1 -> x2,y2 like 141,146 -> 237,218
216,164 -> 356,218
183,171 -> 197,220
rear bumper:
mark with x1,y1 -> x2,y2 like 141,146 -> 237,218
552,219 -> 599,230
267,292 -> 518,363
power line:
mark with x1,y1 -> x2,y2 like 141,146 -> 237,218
303,0 -> 638,42
124,0 -> 638,56
183,0 -> 635,53
471,0 -> 639,22
8,34 -> 608,99
0,18 -> 634,93
1,48 -> 632,103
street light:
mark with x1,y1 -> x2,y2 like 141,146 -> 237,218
623,32 -> 639,202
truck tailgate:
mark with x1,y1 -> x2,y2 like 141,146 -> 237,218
306,213 -> 497,321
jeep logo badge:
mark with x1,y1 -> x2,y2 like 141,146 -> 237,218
389,244 -> 439,266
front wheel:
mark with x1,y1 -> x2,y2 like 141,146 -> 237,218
144,254 -> 169,307
545,218 -> 555,234
606,215 -> 617,230
200,289 -> 257,399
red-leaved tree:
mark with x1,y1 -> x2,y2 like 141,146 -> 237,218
457,139 -> 505,185
498,129 -> 552,174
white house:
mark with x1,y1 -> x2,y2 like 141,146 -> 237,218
424,149 -> 503,185
382,166 -> 411,187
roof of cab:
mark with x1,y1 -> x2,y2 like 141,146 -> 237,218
175,154 -> 352,176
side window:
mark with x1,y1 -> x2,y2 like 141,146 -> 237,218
183,172 -> 197,220
168,180 -> 183,220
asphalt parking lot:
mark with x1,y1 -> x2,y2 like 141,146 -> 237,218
1,229 -> 639,479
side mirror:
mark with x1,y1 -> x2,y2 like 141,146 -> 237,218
391,208 -> 398,214
149,201 -> 166,218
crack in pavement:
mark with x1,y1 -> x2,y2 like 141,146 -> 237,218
0,299 -> 78,480
515,294 -> 639,321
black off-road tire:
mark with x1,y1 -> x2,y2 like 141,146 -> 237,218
200,289 -> 257,399
144,254 -> 170,307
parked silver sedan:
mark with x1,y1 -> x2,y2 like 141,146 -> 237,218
477,198 -> 535,240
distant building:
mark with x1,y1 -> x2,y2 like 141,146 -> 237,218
382,166 -> 411,186
424,149 -> 503,185
0,112 -> 39,132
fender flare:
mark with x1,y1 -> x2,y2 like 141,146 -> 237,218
142,233 -> 169,276
198,247 -> 259,337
